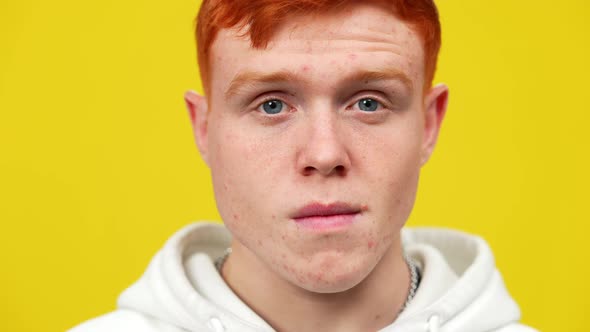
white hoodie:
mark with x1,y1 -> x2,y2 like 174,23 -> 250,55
70,222 -> 538,332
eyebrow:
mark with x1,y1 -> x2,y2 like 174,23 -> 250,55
351,69 -> 413,93
225,71 -> 300,99
224,67 -> 413,99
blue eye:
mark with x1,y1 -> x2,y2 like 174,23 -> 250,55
261,99 -> 284,114
358,98 -> 379,112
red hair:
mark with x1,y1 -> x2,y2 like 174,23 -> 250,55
195,0 -> 441,95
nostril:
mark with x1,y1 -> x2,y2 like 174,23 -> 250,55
302,165 -> 347,176
303,166 -> 315,176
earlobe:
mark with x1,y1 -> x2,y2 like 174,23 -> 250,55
420,84 -> 449,166
184,90 -> 210,166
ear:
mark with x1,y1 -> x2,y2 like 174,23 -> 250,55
420,84 -> 449,166
184,90 -> 210,166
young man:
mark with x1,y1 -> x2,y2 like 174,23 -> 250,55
71,1 -> 537,331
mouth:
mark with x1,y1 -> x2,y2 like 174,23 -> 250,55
291,202 -> 364,231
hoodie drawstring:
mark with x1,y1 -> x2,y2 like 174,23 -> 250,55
428,315 -> 440,332
206,316 -> 225,332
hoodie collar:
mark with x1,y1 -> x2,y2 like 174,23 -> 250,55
117,223 -> 522,332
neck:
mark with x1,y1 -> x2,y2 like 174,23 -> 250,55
221,241 -> 411,332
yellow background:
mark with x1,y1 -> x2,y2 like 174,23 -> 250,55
1,0 -> 588,331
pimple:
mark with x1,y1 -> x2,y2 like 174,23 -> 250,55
368,240 -> 375,249
348,53 -> 357,61
301,65 -> 311,72
296,273 -> 306,283
308,271 -> 324,282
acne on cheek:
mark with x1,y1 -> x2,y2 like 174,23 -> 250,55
307,270 -> 326,283
295,272 -> 307,284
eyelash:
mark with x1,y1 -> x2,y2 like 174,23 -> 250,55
253,94 -> 391,115
255,95 -> 294,115
348,95 -> 390,112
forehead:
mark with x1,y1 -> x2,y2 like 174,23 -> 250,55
208,3 -> 424,98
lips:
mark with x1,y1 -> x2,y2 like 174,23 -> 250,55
291,202 -> 363,231
292,202 -> 363,219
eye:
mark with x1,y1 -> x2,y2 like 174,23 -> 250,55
357,98 -> 380,112
260,99 -> 284,115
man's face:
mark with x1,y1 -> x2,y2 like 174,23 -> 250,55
194,3 -> 444,293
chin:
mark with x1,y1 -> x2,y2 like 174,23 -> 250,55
283,254 -> 376,294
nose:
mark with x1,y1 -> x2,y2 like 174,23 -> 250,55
296,111 -> 351,177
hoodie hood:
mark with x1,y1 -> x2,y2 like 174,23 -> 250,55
117,222 -> 523,332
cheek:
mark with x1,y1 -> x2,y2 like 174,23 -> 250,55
207,119 -> 286,228
364,123 -> 422,223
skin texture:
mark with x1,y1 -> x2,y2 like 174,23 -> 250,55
185,3 -> 448,331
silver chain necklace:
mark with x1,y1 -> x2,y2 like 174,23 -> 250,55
215,249 -> 420,315
400,252 -> 420,314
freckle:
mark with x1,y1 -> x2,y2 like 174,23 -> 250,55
375,314 -> 381,321
233,213 -> 240,220
257,239 -> 262,246
272,214 -> 276,219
